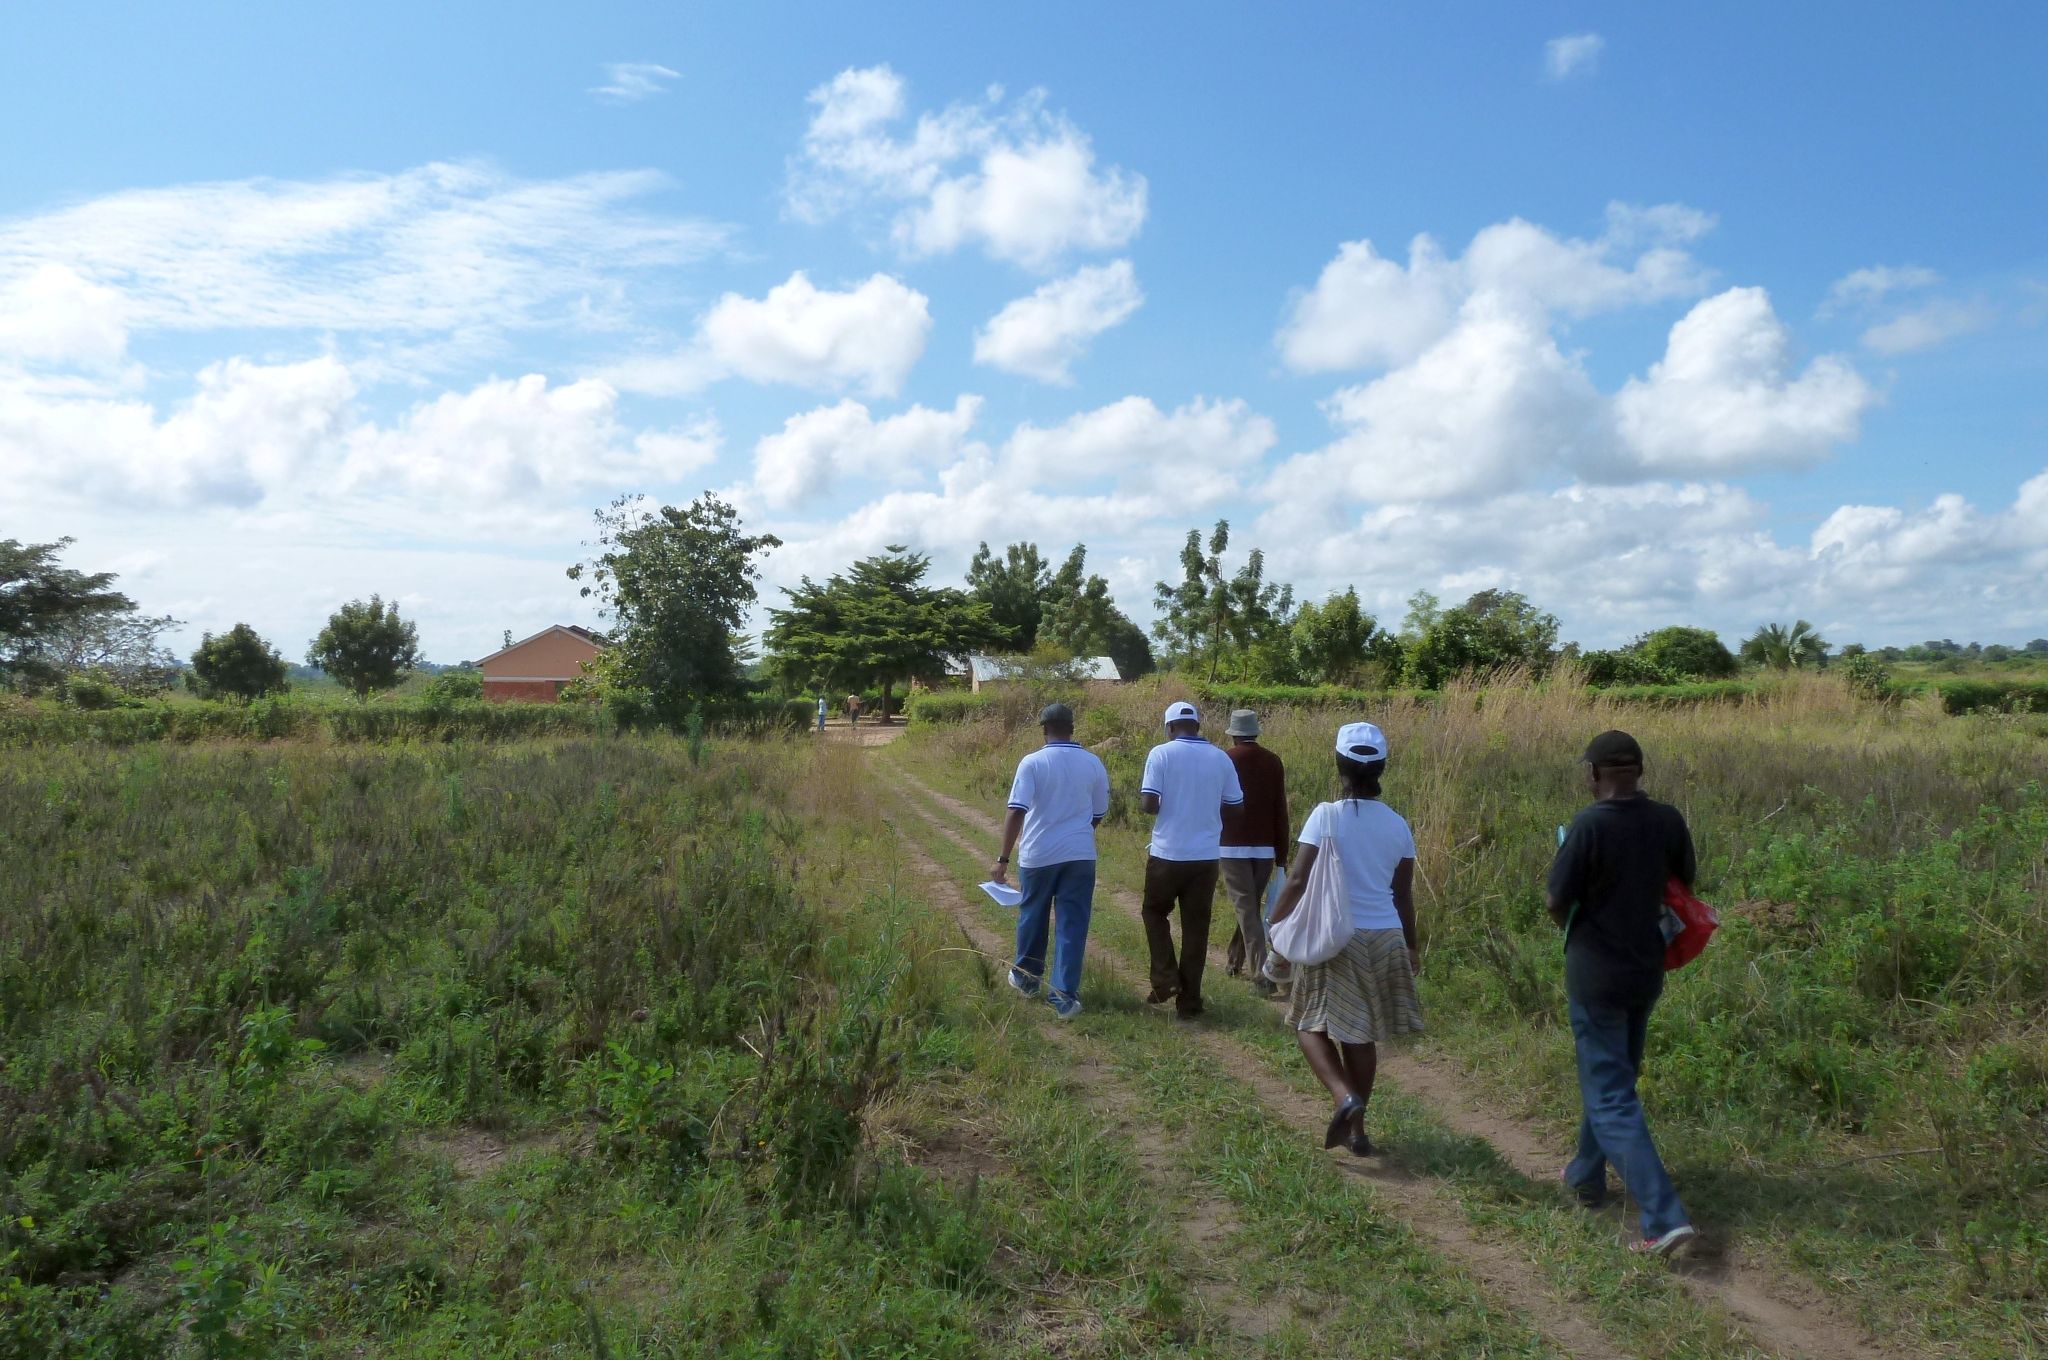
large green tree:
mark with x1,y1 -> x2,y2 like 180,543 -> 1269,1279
965,541 -> 1053,649
1403,589 -> 1560,688
0,538 -> 137,690
1151,521 -> 1294,682
189,623 -> 291,700
307,596 -> 423,699
766,547 -> 999,715
1634,625 -> 1739,680
567,494 -> 781,719
1741,620 -> 1829,671
1036,545 -> 1156,678
1291,589 -> 1386,686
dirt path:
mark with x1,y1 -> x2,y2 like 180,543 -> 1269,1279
891,822 -> 1285,1345
882,757 -> 1904,1360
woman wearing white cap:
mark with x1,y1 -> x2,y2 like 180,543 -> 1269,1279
1266,721 -> 1423,1154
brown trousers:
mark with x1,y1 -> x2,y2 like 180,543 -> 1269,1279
1142,855 -> 1220,1015
1221,856 -> 1276,979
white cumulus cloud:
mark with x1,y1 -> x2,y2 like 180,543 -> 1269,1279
1277,203 -> 1713,374
791,66 -> 1146,271
1001,395 -> 1274,507
344,374 -> 717,499
1860,299 -> 1996,355
1545,34 -> 1605,80
973,259 -> 1142,383
1613,287 -> 1874,474
0,264 -> 131,369
752,396 -> 981,509
696,271 -> 932,397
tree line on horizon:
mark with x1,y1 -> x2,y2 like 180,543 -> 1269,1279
6,503 -> 2046,715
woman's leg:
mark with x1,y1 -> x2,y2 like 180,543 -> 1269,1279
1296,1028 -> 1356,1105
1338,1042 -> 1378,1132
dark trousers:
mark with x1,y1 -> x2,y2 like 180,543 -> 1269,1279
1141,855 -> 1220,1015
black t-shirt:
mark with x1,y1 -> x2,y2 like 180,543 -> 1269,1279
1547,794 -> 1696,1002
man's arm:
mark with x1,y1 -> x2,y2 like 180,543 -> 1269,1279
1139,747 -> 1162,817
993,807 -> 1026,884
1545,820 -> 1585,930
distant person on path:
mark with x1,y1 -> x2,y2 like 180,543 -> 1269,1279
991,703 -> 1111,1020
845,693 -> 862,727
1266,722 -> 1422,1155
816,696 -> 827,733
1138,701 -> 1244,1018
1546,729 -> 1700,1258
1220,709 -> 1289,997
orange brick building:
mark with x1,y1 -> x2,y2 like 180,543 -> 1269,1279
478,625 -> 607,703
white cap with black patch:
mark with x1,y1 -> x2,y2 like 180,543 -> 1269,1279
1334,721 -> 1388,761
1162,701 -> 1199,728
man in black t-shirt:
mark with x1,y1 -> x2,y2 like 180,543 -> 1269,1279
1545,729 -> 1699,1258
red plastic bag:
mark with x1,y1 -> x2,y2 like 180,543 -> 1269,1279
1663,877 -> 1720,970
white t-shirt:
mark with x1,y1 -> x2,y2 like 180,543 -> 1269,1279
1298,799 -> 1416,931
1007,742 -> 1112,868
1140,737 -> 1245,861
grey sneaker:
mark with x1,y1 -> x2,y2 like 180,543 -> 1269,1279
1632,1225 -> 1699,1258
1007,968 -> 1039,998
1049,994 -> 1083,1020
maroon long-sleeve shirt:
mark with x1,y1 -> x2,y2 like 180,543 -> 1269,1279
1220,741 -> 1290,862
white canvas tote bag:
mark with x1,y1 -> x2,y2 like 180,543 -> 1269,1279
1265,809 -> 1353,966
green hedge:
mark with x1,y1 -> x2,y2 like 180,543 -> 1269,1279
907,692 -> 993,726
1934,680 -> 2048,715
0,694 -> 816,747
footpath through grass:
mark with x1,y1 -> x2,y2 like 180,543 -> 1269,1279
892,674 -> 2048,1358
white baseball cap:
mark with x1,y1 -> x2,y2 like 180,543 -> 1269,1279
1163,700 -> 1200,728
1334,721 -> 1388,761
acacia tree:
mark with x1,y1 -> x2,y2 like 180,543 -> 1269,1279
307,596 -> 423,699
0,538 -> 137,691
189,623 -> 290,700
766,546 -> 999,716
567,494 -> 781,720
1741,620 -> 1829,670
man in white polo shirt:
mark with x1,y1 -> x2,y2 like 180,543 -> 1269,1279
1138,700 -> 1244,1018
991,703 -> 1111,1020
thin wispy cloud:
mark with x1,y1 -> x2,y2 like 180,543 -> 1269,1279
590,62 -> 680,104
1545,33 -> 1604,81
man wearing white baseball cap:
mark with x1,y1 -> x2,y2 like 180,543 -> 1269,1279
1137,701 -> 1244,1017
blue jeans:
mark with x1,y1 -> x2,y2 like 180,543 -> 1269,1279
1565,990 -> 1689,1238
1014,859 -> 1096,1003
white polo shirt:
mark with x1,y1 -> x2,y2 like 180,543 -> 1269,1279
1006,741 -> 1112,868
1140,736 -> 1244,861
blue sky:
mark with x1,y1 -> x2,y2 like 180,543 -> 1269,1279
4,2 -> 2045,661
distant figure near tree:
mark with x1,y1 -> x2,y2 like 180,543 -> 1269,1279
846,693 -> 862,726
1546,729 -> 1700,1259
1220,709 -> 1289,997
1138,701 -> 1244,1018
816,695 -> 827,733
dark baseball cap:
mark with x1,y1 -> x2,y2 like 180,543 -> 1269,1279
1039,702 -> 1075,728
1582,729 -> 1645,768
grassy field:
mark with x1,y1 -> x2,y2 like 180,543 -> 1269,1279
894,674 -> 2048,1356
5,676 -> 2043,1356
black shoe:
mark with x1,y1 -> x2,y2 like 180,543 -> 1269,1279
1145,986 -> 1178,1005
1324,1095 -> 1364,1149
1348,1131 -> 1374,1157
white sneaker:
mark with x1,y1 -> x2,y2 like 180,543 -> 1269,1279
1050,994 -> 1082,1020
1006,968 -> 1039,998
1631,1225 -> 1699,1258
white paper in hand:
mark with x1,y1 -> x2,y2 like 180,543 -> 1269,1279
979,881 -> 1023,908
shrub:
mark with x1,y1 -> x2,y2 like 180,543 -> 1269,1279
908,693 -> 993,726
1841,653 -> 1893,700
1938,680 -> 2048,715
63,672 -> 125,710
1578,649 -> 1676,687
418,669 -> 484,706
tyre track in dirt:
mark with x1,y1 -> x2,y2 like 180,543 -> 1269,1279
881,777 -> 1627,1360
882,757 -> 1905,1360
887,818 -> 1288,1347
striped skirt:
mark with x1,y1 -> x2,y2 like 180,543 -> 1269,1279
1285,928 -> 1424,1045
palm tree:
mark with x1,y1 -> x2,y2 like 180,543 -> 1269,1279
1741,620 -> 1830,670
